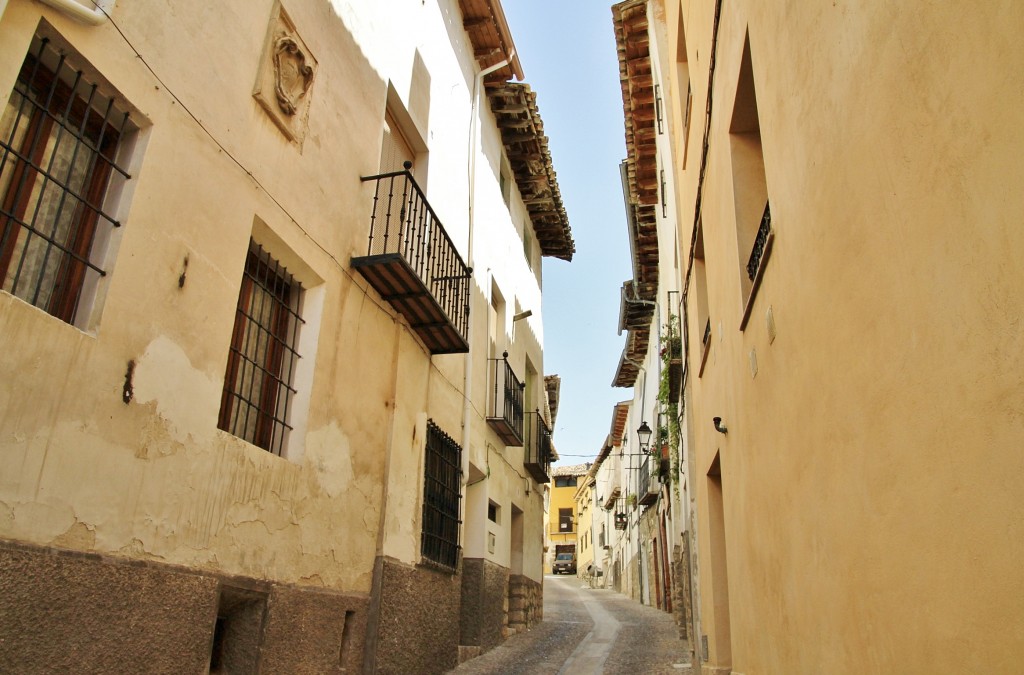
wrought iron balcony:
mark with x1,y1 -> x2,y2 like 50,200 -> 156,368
486,352 -> 524,446
746,200 -> 772,282
523,410 -> 553,484
638,455 -> 658,506
353,165 -> 470,354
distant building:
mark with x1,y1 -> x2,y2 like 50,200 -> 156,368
545,463 -> 589,573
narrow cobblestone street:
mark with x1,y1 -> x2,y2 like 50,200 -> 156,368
450,575 -> 693,675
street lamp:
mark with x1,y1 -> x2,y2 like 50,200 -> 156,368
637,421 -> 652,454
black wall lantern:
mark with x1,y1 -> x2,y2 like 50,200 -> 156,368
637,420 -> 653,454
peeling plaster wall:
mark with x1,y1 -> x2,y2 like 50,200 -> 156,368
0,0 -> 397,594
0,0 -> 553,667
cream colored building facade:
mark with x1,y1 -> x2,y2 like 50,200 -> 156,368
616,0 -> 1024,673
0,0 -> 570,671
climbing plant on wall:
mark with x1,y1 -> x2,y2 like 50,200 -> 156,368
657,314 -> 683,489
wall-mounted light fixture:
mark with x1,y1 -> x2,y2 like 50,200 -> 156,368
637,420 -> 653,453
513,309 -> 532,322
713,417 -> 728,434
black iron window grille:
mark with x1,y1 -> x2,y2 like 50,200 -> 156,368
218,240 -> 304,456
638,455 -> 660,506
660,168 -> 667,217
523,410 -> 553,484
655,83 -> 664,135
361,164 -> 470,342
746,200 -> 771,281
684,83 -> 693,138
0,36 -> 132,325
421,420 -> 462,571
486,351 -> 524,445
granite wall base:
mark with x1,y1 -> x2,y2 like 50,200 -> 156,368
459,558 -> 509,651
0,540 -> 368,674
506,573 -> 541,635
369,556 -> 461,674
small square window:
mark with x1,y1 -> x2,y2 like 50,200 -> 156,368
487,500 -> 499,523
500,166 -> 511,207
522,225 -> 533,270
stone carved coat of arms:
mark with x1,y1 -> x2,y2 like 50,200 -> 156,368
253,3 -> 317,144
272,35 -> 314,116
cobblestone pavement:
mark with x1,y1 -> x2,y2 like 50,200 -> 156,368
448,574 -> 694,675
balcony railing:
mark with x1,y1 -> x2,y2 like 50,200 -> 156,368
352,165 -> 470,354
486,351 -> 524,446
523,410 -> 553,484
638,455 -> 658,506
746,200 -> 772,281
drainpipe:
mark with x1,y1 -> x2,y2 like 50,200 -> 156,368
462,52 -> 516,544
37,0 -> 114,25
462,54 -> 512,448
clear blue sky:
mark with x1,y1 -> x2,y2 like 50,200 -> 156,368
503,3 -> 632,465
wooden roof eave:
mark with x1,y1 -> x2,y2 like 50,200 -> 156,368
545,375 -> 562,427
613,0 -> 660,290
459,0 -> 524,81
612,323 -> 651,388
486,82 -> 575,261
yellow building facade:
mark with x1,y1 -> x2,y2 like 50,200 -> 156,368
638,0 -> 1024,672
546,464 -> 588,573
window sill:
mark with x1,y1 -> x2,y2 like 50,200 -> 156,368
417,557 -> 458,575
739,230 -> 774,331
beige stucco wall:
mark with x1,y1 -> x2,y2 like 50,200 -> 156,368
0,0 -> 550,603
662,0 -> 1024,672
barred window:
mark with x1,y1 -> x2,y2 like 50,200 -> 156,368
0,35 -> 132,325
218,240 -> 304,456
421,420 -> 462,570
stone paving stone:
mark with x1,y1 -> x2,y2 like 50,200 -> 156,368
448,575 -> 693,675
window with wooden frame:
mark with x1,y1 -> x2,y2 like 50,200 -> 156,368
218,240 -> 304,456
421,420 -> 462,571
0,35 -> 133,326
